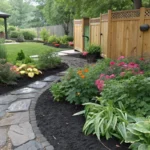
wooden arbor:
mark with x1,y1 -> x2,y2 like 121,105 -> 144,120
0,11 -> 10,39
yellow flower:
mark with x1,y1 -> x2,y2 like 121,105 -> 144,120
77,92 -> 80,96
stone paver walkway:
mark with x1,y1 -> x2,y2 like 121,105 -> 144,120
0,51 -> 88,150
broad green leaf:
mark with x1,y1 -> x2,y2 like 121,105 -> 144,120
125,132 -> 140,143
138,144 -> 148,150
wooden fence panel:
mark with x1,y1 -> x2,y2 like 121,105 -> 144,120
101,14 -> 108,57
74,20 -> 83,52
143,8 -> 150,56
90,18 -> 100,45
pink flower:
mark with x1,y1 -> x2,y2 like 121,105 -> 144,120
110,61 -> 115,66
120,72 -> 125,77
99,74 -> 105,79
118,62 -> 126,66
118,56 -> 125,60
139,71 -> 144,74
95,79 -> 104,91
105,75 -> 110,80
82,51 -> 88,56
109,74 -> 115,79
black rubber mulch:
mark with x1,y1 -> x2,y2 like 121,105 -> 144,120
0,63 -> 68,95
35,90 -> 129,150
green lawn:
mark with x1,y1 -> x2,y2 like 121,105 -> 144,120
5,42 -> 64,63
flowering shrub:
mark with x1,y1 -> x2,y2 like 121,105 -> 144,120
0,59 -> 19,84
51,59 -> 110,104
82,51 -> 88,56
95,56 -> 145,91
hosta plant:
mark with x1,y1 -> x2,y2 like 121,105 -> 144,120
124,118 -> 150,150
16,64 -> 42,78
74,101 -> 129,140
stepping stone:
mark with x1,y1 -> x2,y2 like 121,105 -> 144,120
0,112 -> 29,127
28,81 -> 47,89
0,95 -> 17,105
14,140 -> 43,150
7,99 -> 31,112
11,88 -> 37,95
8,122 -> 35,146
17,93 -> 37,99
43,76 -> 60,82
0,105 -> 8,118
57,52 -> 68,56
0,127 -> 7,148
57,71 -> 68,76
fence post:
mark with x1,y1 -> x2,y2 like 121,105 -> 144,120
137,7 -> 145,57
107,10 -> 112,58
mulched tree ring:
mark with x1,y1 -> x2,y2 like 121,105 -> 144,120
35,90 -> 129,150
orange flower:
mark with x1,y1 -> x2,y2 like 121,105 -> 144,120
77,70 -> 82,74
80,75 -> 85,79
84,68 -> 89,73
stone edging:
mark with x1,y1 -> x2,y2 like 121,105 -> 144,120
0,71 -> 67,150
29,71 -> 67,150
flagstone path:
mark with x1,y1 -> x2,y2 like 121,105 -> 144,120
0,51 -> 88,150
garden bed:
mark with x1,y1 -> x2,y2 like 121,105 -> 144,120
35,89 -> 129,150
0,63 -> 68,95
44,43 -> 73,49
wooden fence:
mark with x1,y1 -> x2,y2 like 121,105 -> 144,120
74,7 -> 150,59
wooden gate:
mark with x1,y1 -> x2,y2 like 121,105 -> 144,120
74,18 -> 89,52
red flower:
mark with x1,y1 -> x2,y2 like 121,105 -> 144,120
82,51 -> 88,56
140,58 -> 144,61
54,44 -> 60,47
110,61 -> 115,66
118,56 -> 125,60
118,62 -> 126,66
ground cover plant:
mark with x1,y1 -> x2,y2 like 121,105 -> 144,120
50,55 -> 150,150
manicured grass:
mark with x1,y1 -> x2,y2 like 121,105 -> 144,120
5,42 -> 63,63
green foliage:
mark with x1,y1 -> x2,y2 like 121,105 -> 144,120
0,59 -> 19,85
0,39 -> 7,59
16,32 -> 25,42
23,56 -> 33,64
59,35 -> 73,44
21,30 -> 36,40
74,102 -> 128,140
48,35 -> 60,44
10,31 -> 19,38
40,28 -> 49,42
125,119 -> 150,150
8,26 -> 16,36
51,59 -> 110,104
86,44 -> 101,54
51,82 -> 66,101
16,50 -> 25,61
101,75 -> 150,116
37,49 -> 61,69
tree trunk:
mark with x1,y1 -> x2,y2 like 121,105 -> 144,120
133,0 -> 142,9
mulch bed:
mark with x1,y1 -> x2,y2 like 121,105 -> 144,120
0,63 -> 68,95
35,90 -> 129,150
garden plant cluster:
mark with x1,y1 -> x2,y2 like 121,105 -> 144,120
0,39 -> 61,85
40,28 -> 74,47
51,55 -> 150,150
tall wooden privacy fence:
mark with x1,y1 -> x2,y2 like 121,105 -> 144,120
74,7 -> 150,59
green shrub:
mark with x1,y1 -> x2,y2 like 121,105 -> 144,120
23,56 -> 33,64
10,31 -> 19,38
101,75 -> 150,116
0,59 -> 19,84
8,26 -> 16,36
86,44 -> 101,54
21,30 -> 36,40
16,50 -> 25,61
51,59 -> 110,104
37,49 -> 61,69
40,28 -> 49,42
16,32 -> 25,42
59,35 -> 68,44
67,36 -> 73,41
48,35 -> 60,44
0,39 -> 7,59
